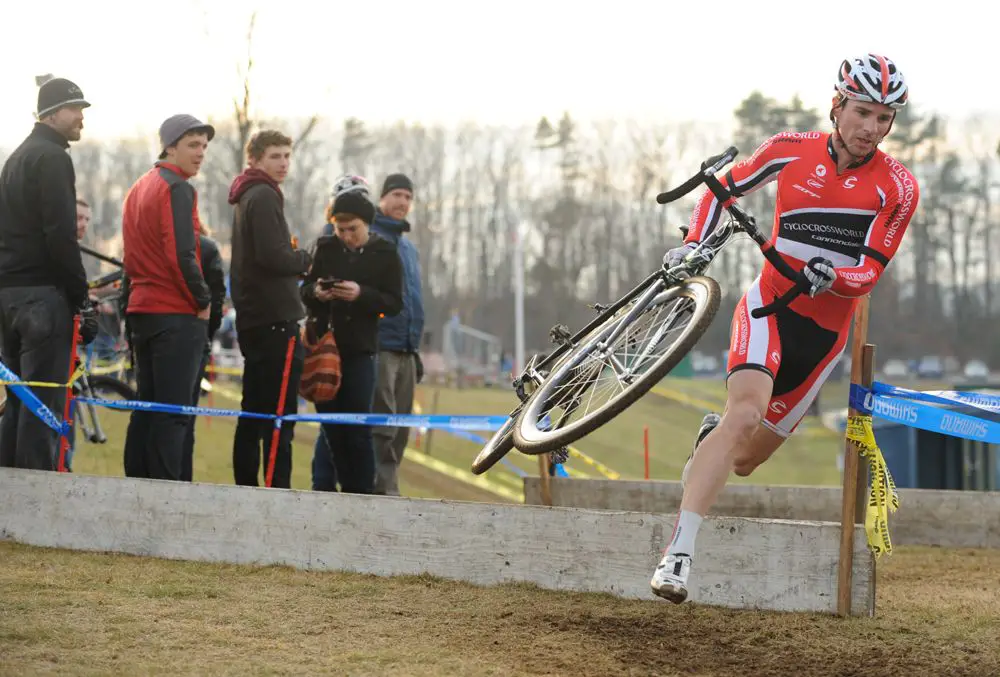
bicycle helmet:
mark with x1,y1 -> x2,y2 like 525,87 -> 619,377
329,174 -> 371,200
835,54 -> 908,108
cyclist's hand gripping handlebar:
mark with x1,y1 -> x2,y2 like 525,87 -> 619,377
655,146 -> 812,319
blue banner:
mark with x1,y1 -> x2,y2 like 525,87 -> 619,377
872,382 -> 1000,415
851,383 -> 1000,444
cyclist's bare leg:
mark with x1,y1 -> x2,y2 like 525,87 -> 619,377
679,368 -> 773,516
732,424 -> 786,476
651,368 -> 776,602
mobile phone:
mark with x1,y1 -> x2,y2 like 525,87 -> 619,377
318,277 -> 342,289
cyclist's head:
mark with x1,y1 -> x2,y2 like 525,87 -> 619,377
834,54 -> 908,111
830,54 -> 907,151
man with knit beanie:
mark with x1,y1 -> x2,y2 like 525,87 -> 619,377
0,76 -> 98,470
369,173 -> 424,496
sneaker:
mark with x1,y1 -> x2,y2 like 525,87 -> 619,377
681,412 -> 721,487
650,552 -> 692,603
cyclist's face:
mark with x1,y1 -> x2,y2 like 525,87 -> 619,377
833,99 -> 895,157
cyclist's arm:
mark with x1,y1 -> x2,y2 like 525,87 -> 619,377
684,133 -> 802,244
831,169 -> 920,298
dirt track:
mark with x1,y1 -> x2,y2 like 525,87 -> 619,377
1,543 -> 997,677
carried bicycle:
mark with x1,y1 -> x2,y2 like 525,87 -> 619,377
471,146 -> 816,474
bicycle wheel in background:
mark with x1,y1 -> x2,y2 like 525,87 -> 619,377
512,275 -> 721,454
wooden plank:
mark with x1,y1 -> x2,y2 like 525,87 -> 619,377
0,469 -> 873,615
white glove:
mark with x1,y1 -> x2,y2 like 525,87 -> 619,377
663,242 -> 699,271
802,257 -> 837,297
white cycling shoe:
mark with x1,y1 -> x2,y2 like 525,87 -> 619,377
650,552 -> 692,604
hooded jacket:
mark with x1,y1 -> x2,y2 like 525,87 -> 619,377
228,168 -> 311,332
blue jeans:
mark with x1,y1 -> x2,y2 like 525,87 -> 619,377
311,352 -> 378,494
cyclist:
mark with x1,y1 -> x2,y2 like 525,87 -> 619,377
650,54 -> 919,603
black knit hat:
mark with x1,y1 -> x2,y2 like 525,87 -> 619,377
36,77 -> 90,119
380,172 -> 414,198
332,190 -> 376,225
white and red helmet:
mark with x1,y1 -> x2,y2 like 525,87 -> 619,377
836,54 -> 908,109
330,174 -> 371,200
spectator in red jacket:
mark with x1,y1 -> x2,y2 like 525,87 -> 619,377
121,114 -> 214,481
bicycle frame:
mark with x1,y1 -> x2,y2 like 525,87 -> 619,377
509,145 -> 811,410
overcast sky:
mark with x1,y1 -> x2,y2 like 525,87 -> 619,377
1,0 -> 996,150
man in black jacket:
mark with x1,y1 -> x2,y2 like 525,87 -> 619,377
228,130 -> 312,488
0,77 -> 98,470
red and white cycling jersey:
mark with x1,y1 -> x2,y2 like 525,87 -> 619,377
684,131 -> 919,436
685,131 -> 919,334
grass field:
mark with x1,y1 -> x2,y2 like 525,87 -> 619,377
2,541 -> 997,677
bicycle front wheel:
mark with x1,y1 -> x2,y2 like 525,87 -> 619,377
512,275 -> 720,454
470,413 -> 517,475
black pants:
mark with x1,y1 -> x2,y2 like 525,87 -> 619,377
0,286 -> 72,470
123,313 -> 207,481
311,352 -> 378,494
181,345 -> 210,482
233,321 -> 304,489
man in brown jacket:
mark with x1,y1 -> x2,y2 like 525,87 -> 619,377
228,130 -> 312,488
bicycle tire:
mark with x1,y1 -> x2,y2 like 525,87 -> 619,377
512,275 -> 721,454
470,414 -> 517,475
85,375 -> 138,401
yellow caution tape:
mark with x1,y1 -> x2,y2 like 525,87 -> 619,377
1,363 -> 86,389
846,414 -> 899,559
204,364 -> 244,376
567,445 -> 620,480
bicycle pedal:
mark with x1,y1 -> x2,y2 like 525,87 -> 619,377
550,446 -> 570,465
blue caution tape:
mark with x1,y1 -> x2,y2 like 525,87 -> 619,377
287,412 -> 509,431
850,383 -> 1000,444
74,396 -> 511,431
0,361 -> 70,435
75,397 -> 275,420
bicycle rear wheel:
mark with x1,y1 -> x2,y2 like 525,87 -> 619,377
512,275 -> 720,454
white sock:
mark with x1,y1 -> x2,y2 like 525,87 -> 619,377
665,510 -> 703,557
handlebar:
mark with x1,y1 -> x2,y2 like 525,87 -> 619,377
656,146 -> 808,319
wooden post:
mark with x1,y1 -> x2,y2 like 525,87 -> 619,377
837,296 -> 875,617
537,453 -> 553,506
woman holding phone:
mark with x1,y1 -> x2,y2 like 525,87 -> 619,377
302,176 -> 403,494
